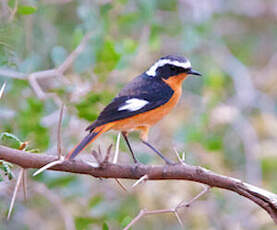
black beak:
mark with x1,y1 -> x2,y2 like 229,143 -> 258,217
187,69 -> 202,76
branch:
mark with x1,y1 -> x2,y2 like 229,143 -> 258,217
0,31 -> 93,101
0,144 -> 276,224
123,186 -> 210,230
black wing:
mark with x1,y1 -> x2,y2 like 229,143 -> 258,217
86,74 -> 174,131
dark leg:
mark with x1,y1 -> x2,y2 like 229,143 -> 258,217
141,140 -> 173,164
121,132 -> 138,163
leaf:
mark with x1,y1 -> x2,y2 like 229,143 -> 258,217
100,3 -> 112,16
18,5 -> 37,15
102,222 -> 109,230
94,39 -> 120,76
17,98 -> 49,150
72,28 -> 84,49
204,134 -> 223,151
8,0 -> 16,8
157,0 -> 177,11
75,91 -> 114,121
89,195 -> 103,208
0,160 -> 14,180
75,216 -> 98,230
27,148 -> 40,153
122,39 -> 137,54
0,132 -> 22,149
261,157 -> 277,177
46,175 -> 77,188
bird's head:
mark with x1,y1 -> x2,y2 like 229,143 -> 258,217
145,55 -> 201,80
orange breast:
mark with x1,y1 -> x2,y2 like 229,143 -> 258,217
111,73 -> 187,131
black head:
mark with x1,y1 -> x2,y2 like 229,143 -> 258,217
145,55 -> 201,79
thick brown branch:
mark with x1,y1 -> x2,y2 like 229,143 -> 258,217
0,144 -> 276,224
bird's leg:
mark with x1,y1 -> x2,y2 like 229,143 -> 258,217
141,140 -> 174,165
138,126 -> 173,164
121,131 -> 138,163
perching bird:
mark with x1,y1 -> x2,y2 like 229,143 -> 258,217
66,55 -> 201,164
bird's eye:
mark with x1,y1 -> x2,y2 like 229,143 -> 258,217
170,66 -> 177,71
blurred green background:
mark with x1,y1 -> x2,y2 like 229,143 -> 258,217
0,0 -> 277,229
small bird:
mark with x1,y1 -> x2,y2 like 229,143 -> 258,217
66,55 -> 201,163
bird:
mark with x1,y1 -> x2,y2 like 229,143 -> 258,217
66,55 -> 201,164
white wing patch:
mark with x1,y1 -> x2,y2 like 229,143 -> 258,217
118,98 -> 149,112
146,59 -> 191,77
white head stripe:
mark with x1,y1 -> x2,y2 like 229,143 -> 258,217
118,98 -> 149,112
146,59 -> 191,77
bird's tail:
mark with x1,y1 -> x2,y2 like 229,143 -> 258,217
66,123 -> 113,160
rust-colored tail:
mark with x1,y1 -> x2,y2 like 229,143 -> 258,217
66,123 -> 113,160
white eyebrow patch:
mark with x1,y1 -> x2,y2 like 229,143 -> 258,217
146,59 -> 191,77
118,98 -> 149,112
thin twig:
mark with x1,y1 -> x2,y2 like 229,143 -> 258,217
33,105 -> 66,176
7,168 -> 24,220
57,31 -> 94,74
18,142 -> 28,202
0,31 -> 93,101
123,185 -> 210,230
0,69 -> 27,79
34,182 -> 75,230
8,0 -> 17,22
22,169 -> 27,201
57,103 -> 65,158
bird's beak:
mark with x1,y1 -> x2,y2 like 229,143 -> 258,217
187,69 -> 202,76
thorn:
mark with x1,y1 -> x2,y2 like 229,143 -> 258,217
98,145 -> 102,157
132,174 -> 148,188
7,168 -> 24,220
85,161 -> 100,168
124,184 -> 211,229
114,178 -> 128,192
177,185 -> 210,209
33,156 -> 65,176
91,150 -> 102,164
174,147 -> 187,166
112,134 -> 127,192
103,144 -> 113,163
174,211 -> 184,227
0,82 -> 6,99
182,152 -> 186,162
113,132 -> 121,163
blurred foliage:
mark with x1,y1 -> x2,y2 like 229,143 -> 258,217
94,39 -> 121,77
0,0 -> 277,229
75,91 -> 115,121
16,98 -> 49,150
